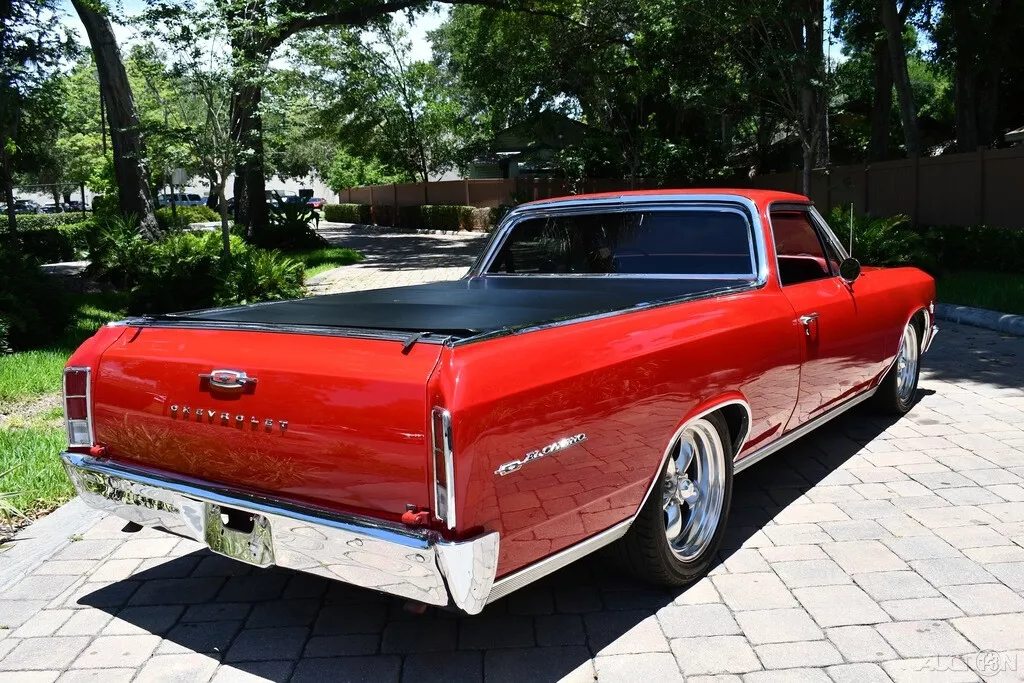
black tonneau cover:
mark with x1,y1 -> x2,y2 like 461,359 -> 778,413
166,277 -> 745,338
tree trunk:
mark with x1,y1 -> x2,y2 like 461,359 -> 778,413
1,161 -> 16,237
870,38 -> 893,161
881,0 -> 920,157
976,66 -> 999,147
71,0 -> 159,238
216,178 -> 231,260
229,75 -> 267,238
206,172 -> 219,209
953,61 -> 978,151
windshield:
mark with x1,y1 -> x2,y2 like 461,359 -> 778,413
485,208 -> 757,278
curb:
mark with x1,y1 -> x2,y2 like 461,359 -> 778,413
935,303 -> 1024,337
319,221 -> 490,236
0,497 -> 107,593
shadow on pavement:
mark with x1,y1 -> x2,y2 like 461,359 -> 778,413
76,401 -> 901,682
320,227 -> 489,273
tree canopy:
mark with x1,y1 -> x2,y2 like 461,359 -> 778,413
11,0 -> 1024,229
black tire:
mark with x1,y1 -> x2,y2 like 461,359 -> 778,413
611,411 -> 734,586
874,317 -> 922,415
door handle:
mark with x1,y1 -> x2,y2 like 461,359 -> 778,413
799,313 -> 820,336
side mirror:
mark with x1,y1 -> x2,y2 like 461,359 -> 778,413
839,257 -> 861,283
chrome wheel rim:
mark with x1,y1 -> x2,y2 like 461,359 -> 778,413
896,323 -> 919,405
661,418 -> 726,561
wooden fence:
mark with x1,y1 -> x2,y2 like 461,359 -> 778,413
338,146 -> 1024,229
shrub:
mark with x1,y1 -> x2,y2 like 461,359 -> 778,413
14,214 -> 91,231
90,194 -> 118,217
89,222 -> 306,315
922,224 -> 1024,275
827,206 -> 935,271
18,221 -> 95,263
219,248 -> 304,305
323,203 -> 372,224
420,205 -> 476,231
370,204 -> 396,227
128,232 -> 224,314
0,246 -> 72,350
249,200 -> 327,250
154,205 -> 220,231
397,205 -> 421,229
87,215 -> 155,289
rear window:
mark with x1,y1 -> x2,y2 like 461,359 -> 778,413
486,209 -> 756,277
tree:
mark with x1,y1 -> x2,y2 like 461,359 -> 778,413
931,0 -> 1023,151
0,0 -> 74,234
291,21 -> 469,181
326,148 -> 407,191
880,0 -> 921,156
71,0 -> 159,237
134,10 -> 243,258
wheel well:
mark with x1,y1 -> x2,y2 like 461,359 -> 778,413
717,403 -> 750,456
911,310 -> 926,341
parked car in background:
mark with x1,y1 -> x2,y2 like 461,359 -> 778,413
41,202 -> 65,214
59,189 -> 938,614
14,199 -> 41,214
66,200 -> 86,212
306,197 -> 326,210
157,193 -> 206,208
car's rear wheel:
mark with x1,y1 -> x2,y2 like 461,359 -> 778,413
874,318 -> 921,415
613,412 -> 733,586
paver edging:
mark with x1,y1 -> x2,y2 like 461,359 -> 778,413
0,497 -> 106,593
935,303 -> 1024,337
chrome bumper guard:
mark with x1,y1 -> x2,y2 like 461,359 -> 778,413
61,453 -> 499,614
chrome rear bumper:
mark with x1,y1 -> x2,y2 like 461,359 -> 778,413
61,453 -> 499,614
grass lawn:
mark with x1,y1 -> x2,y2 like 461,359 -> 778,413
291,246 -> 364,278
936,271 -> 1024,316
0,291 -> 129,404
1,423 -> 70,518
0,291 -> 127,526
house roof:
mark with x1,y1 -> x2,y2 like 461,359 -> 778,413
490,111 -> 593,154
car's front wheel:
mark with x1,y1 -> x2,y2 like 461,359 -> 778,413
614,412 -> 733,586
874,318 -> 922,415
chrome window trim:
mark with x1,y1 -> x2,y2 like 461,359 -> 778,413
808,205 -> 851,262
63,366 -> 94,447
470,195 -> 770,286
765,200 -> 843,286
431,408 -> 456,530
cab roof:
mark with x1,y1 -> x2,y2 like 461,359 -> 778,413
521,188 -> 809,208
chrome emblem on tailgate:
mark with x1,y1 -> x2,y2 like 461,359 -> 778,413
199,369 -> 258,390
495,433 -> 587,476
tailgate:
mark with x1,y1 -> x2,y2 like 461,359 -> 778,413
91,327 -> 443,520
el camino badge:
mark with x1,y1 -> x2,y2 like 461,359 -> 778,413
495,433 -> 587,476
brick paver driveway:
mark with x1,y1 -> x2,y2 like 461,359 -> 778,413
2,228 -> 1023,681
306,223 -> 488,294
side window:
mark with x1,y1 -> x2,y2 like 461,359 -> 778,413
771,210 -> 831,286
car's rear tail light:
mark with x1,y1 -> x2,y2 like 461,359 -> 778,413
63,367 -> 93,448
431,407 -> 456,530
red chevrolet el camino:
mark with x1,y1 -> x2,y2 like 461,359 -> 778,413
60,189 -> 936,614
